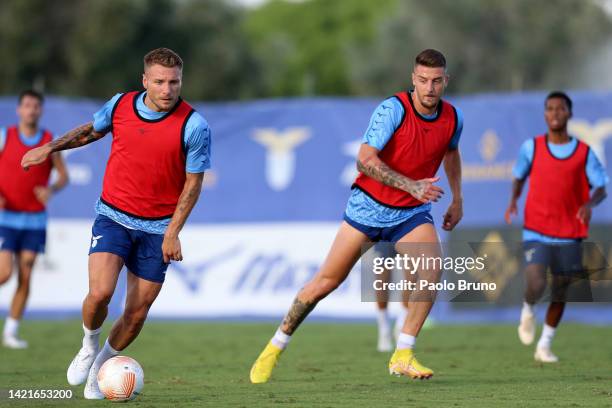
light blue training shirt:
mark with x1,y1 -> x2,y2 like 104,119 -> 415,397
0,128 -> 49,230
345,94 -> 463,227
93,92 -> 211,234
513,137 -> 609,243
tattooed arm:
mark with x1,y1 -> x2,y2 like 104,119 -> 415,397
356,143 -> 444,203
161,172 -> 204,263
21,123 -> 107,170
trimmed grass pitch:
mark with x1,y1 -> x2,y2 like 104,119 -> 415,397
1,321 -> 611,407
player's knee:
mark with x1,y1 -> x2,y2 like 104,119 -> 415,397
0,270 -> 11,285
87,288 -> 114,306
530,280 -> 547,297
0,262 -> 12,285
313,276 -> 342,299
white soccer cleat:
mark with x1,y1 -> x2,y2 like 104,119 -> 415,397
534,346 -> 559,363
518,310 -> 536,345
377,331 -> 393,352
2,335 -> 28,349
67,346 -> 99,386
84,365 -> 104,400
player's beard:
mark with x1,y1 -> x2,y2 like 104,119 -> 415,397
420,95 -> 439,110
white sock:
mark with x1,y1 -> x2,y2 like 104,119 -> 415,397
537,324 -> 556,349
92,339 -> 120,372
394,306 -> 409,336
270,328 -> 291,350
3,317 -> 19,338
82,323 -> 102,351
396,333 -> 416,350
376,309 -> 391,335
522,301 -> 535,317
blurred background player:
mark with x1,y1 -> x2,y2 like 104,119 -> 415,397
21,48 -> 211,398
250,49 -> 463,383
505,91 -> 608,362
0,90 -> 68,349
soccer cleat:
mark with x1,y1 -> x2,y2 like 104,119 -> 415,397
518,310 -> 536,345
84,365 -> 104,399
534,346 -> 559,363
2,335 -> 28,349
250,341 -> 283,384
67,346 -> 99,386
388,348 -> 434,379
377,331 -> 393,352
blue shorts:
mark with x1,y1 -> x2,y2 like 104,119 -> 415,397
0,226 -> 46,253
523,241 -> 583,276
343,211 -> 434,243
88,215 -> 168,283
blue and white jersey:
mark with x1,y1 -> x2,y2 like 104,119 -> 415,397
513,137 -> 609,243
345,96 -> 463,227
93,93 -> 212,234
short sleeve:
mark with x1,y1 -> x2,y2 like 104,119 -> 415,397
183,112 -> 211,174
0,127 -> 5,152
362,97 -> 404,151
512,139 -> 535,180
586,149 -> 609,188
448,107 -> 463,150
93,93 -> 124,133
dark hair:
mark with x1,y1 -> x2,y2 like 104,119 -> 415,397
415,49 -> 447,68
545,91 -> 572,113
144,47 -> 183,70
18,89 -> 44,105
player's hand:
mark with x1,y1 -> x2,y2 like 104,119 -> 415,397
442,200 -> 463,231
576,204 -> 592,225
409,177 -> 444,203
504,201 -> 518,224
33,186 -> 52,205
162,234 -> 183,263
0,194 -> 5,208
21,145 -> 52,170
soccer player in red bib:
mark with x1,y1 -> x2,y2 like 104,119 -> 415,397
250,49 -> 464,383
22,48 -> 211,398
505,91 -> 608,362
0,90 -> 68,349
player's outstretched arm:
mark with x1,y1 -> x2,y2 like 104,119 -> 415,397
21,122 -> 107,170
505,178 -> 526,224
442,148 -> 463,230
356,143 -> 443,203
161,172 -> 204,263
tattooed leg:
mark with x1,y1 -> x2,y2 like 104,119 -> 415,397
280,297 -> 317,335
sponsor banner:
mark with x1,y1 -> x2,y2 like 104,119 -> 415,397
0,220 -> 368,319
1,221 -> 610,322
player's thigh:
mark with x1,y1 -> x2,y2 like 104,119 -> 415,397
124,271 -> 163,313
0,250 -> 14,283
88,252 -> 124,297
396,223 -> 441,287
523,242 -> 549,287
314,221 -> 372,283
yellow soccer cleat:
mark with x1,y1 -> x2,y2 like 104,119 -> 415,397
388,348 -> 434,379
250,342 -> 283,384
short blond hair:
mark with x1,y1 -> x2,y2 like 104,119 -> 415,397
144,48 -> 183,70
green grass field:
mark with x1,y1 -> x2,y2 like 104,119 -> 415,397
1,321 -> 611,407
